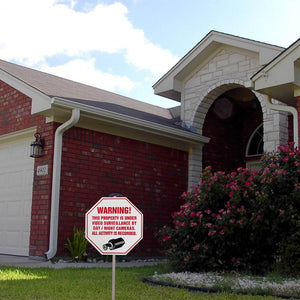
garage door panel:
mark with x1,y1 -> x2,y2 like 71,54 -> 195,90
0,132 -> 34,256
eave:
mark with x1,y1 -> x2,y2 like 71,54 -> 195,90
40,97 -> 209,151
251,38 -> 300,103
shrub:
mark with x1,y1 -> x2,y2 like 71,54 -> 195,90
65,227 -> 88,262
157,143 -> 300,274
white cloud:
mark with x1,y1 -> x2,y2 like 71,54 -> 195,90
0,0 -> 178,98
40,58 -> 137,93
0,0 -> 178,74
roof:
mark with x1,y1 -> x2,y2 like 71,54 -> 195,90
0,59 -> 209,148
153,30 -> 284,101
0,59 -> 172,119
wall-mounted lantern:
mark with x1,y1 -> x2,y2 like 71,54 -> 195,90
30,133 -> 45,158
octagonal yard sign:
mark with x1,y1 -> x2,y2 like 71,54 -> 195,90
85,197 -> 143,255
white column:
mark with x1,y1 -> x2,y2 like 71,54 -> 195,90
188,144 -> 203,188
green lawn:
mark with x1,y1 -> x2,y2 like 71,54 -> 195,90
0,265 -> 289,299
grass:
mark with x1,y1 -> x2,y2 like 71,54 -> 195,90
0,264 -> 297,300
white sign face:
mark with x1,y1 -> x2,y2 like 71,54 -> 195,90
85,197 -> 143,255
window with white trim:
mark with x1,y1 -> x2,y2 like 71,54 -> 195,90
246,124 -> 263,156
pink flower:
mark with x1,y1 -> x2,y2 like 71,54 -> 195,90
205,209 -> 211,214
190,222 -> 198,227
274,169 -> 287,175
208,230 -> 216,236
229,219 -> 236,224
193,244 -> 200,251
255,214 -> 262,222
225,201 -> 231,208
219,230 -> 224,235
181,191 -> 188,198
196,211 -> 203,217
216,214 -> 222,219
190,212 -> 196,218
205,223 -> 213,228
262,167 -> 270,176
244,181 -> 252,187
212,174 -> 218,181
162,235 -> 171,242
282,156 -> 289,162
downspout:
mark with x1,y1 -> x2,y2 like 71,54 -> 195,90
45,108 -> 80,260
265,95 -> 299,148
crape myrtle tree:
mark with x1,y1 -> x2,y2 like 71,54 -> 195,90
157,143 -> 300,274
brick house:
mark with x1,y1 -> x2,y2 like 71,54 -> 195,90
0,31 -> 299,259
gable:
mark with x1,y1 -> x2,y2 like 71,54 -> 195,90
185,45 -> 260,90
153,31 -> 284,101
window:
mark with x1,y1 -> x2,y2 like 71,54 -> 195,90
246,124 -> 263,156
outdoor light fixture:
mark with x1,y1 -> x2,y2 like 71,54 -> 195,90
30,133 -> 45,158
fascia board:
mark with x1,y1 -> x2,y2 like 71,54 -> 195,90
51,97 -> 209,144
0,69 -> 51,113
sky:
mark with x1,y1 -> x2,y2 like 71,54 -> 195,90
0,0 -> 299,108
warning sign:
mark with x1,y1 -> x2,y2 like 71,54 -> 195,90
85,197 -> 143,255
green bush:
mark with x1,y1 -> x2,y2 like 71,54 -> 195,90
157,143 -> 300,274
65,227 -> 88,262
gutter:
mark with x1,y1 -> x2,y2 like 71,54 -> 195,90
265,95 -> 299,148
45,108 -> 81,260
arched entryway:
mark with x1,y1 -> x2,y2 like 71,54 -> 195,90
202,87 -> 263,172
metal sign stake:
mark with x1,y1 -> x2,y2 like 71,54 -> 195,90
112,255 -> 116,300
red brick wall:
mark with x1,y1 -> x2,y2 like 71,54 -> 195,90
203,98 -> 263,172
0,80 -> 38,133
57,127 -> 188,257
0,80 -> 188,258
30,123 -> 56,256
0,80 -> 54,256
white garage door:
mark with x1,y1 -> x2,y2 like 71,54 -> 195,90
0,129 -> 35,256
